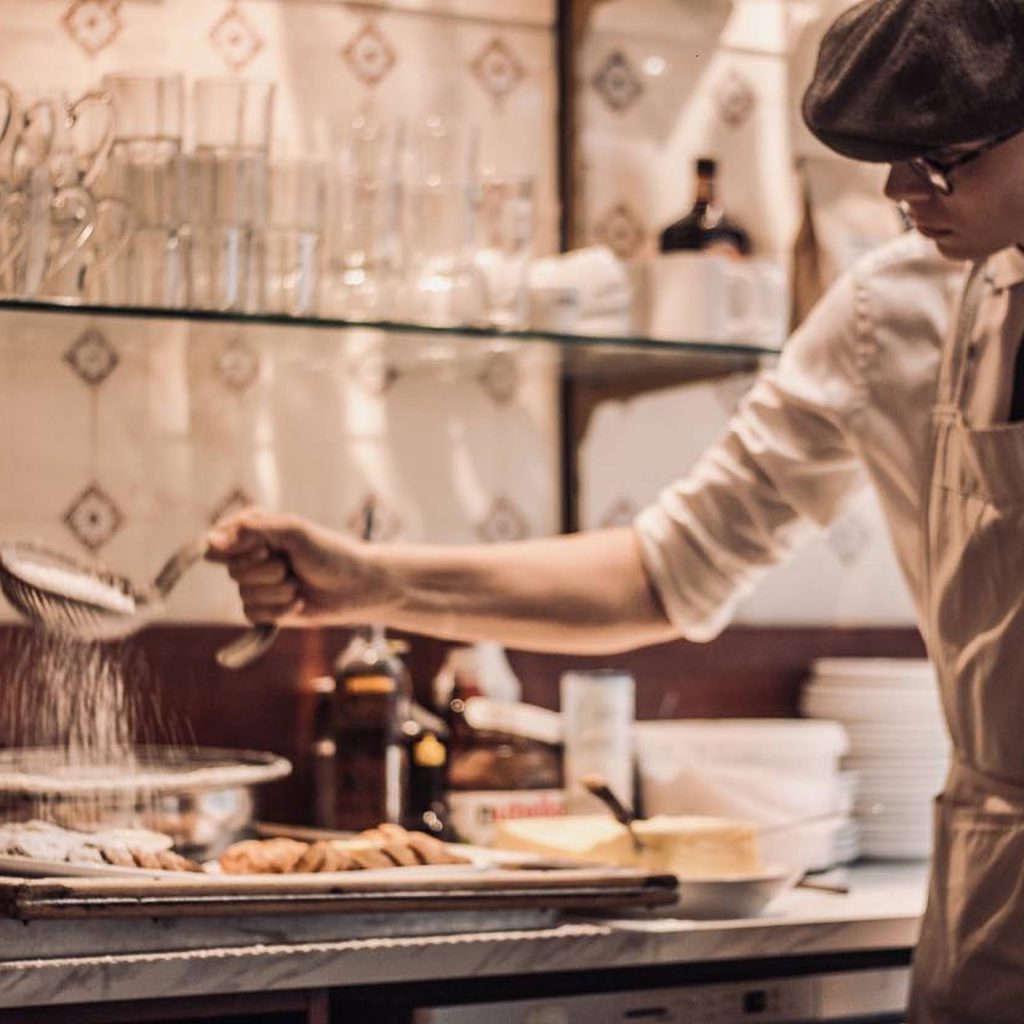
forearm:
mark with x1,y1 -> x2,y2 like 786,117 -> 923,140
368,527 -> 678,654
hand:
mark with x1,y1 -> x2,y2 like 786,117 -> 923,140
205,509 -> 394,626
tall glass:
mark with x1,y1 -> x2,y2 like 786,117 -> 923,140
402,115 -> 482,326
187,148 -> 266,312
259,158 -> 325,316
187,79 -> 274,312
472,175 -> 534,330
192,78 -> 275,153
323,114 -> 403,320
97,73 -> 186,306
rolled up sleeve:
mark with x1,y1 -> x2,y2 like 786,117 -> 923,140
634,266 -> 868,641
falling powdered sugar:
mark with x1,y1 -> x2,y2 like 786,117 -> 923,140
0,629 -> 191,831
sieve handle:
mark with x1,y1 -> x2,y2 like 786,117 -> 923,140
152,537 -> 208,599
215,623 -> 280,671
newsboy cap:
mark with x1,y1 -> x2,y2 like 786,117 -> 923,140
802,0 -> 1024,162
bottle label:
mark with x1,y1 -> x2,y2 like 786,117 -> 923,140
448,789 -> 567,846
344,674 -> 396,696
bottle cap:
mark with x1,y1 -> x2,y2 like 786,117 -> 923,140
413,732 -> 447,768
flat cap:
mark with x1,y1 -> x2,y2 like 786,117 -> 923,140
802,0 -> 1024,162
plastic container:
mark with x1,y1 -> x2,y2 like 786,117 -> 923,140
634,719 -> 850,873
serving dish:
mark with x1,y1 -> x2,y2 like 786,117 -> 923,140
612,865 -> 800,919
0,746 -> 292,857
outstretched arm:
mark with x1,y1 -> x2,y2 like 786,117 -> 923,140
206,513 -> 678,655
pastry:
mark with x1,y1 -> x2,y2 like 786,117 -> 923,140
218,824 -> 470,874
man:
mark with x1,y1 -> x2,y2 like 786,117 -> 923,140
209,2 -> 1024,1019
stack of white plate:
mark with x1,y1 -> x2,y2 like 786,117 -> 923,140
800,658 -> 950,860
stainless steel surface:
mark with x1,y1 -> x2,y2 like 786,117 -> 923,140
0,537 -> 276,669
0,745 -> 291,857
415,967 -> 910,1023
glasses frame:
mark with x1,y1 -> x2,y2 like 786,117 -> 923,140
907,131 -> 1017,195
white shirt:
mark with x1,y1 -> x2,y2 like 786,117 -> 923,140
635,233 -> 1024,641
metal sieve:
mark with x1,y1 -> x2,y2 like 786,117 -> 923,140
0,538 -> 278,669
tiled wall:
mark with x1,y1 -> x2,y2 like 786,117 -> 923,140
0,0 -> 561,623
2,0 -> 924,631
575,0 -> 918,626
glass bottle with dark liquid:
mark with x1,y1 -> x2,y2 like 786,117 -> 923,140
333,624 -> 411,830
659,157 -> 751,257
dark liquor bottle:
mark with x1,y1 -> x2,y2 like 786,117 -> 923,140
333,625 -> 411,831
659,157 -> 751,256
308,674 -> 338,829
402,706 -> 455,840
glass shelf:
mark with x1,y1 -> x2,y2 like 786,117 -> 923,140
0,297 -> 777,386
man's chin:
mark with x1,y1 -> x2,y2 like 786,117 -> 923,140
929,234 -> 987,261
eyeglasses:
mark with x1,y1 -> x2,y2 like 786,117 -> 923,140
907,131 -> 1017,195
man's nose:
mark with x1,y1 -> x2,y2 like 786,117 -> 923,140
884,163 -> 933,203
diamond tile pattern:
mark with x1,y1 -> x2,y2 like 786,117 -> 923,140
3,0 -> 563,615
592,51 -> 644,114
215,336 -> 261,393
345,355 -> 400,397
64,483 -> 125,552
715,68 -> 756,127
477,352 -> 520,405
209,3 -> 264,73
593,202 -> 647,261
61,0 -> 122,57
470,38 -> 525,104
477,496 -> 529,543
64,328 -> 120,388
341,20 -> 398,88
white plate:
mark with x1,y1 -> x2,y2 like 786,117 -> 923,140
810,658 -> 936,681
616,866 -> 799,920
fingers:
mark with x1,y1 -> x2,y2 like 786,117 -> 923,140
223,545 -> 299,622
205,509 -> 300,622
206,510 -> 310,563
206,522 -> 269,563
242,595 -> 305,624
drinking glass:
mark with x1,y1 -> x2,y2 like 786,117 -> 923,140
404,178 -> 482,326
97,73 -> 186,306
187,79 -> 274,312
2,167 -> 97,299
472,175 -> 534,330
259,158 -> 325,316
192,78 -> 275,153
102,72 -> 183,144
323,114 -> 403,320
187,148 -> 266,311
10,89 -> 114,192
402,115 -> 483,326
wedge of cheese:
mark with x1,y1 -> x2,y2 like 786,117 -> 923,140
633,815 -> 760,878
493,813 -> 761,878
493,815 -> 635,866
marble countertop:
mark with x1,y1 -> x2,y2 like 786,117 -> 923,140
0,862 -> 928,1011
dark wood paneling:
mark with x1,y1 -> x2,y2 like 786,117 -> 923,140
0,623 -> 925,826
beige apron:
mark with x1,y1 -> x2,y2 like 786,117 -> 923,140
909,263 -> 1024,1023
